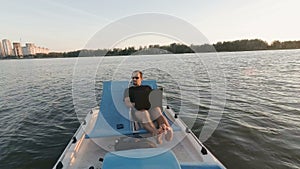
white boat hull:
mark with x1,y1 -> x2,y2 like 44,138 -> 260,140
53,106 -> 225,169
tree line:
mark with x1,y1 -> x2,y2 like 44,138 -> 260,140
8,39 -> 300,59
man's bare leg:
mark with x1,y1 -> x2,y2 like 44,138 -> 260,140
150,107 -> 173,142
135,110 -> 163,144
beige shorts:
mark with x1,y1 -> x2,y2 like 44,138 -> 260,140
134,107 -> 162,123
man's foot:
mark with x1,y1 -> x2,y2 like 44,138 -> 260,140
157,125 -> 164,134
160,124 -> 173,142
164,127 -> 173,141
154,126 -> 165,144
156,133 -> 163,144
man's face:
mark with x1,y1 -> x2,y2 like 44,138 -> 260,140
131,72 -> 142,86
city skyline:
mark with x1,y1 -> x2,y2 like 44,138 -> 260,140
1,0 -> 300,52
0,38 -> 49,58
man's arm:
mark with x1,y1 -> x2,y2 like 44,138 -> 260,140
124,96 -> 135,108
124,88 -> 135,108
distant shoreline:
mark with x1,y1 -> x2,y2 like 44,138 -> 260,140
1,48 -> 299,61
1,39 -> 300,59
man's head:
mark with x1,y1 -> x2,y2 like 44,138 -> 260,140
131,70 -> 143,86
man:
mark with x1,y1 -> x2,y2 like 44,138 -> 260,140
124,70 -> 173,144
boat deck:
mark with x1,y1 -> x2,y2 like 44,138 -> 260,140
62,130 -> 205,169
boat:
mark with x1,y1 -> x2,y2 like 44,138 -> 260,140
53,80 -> 226,169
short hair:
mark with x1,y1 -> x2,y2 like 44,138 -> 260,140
132,70 -> 143,78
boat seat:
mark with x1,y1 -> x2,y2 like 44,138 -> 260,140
86,80 -> 161,138
102,148 -> 181,169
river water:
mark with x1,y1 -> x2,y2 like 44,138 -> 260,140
0,49 -> 299,169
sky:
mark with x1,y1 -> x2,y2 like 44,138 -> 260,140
1,0 -> 300,52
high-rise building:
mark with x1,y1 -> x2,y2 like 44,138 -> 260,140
0,41 -> 5,57
2,39 -> 14,56
13,42 -> 23,58
22,46 -> 28,56
35,46 -> 49,54
26,43 -> 36,55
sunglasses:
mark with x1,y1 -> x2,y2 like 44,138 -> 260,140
132,77 -> 140,80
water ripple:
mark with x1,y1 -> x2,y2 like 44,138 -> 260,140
1,51 -> 300,169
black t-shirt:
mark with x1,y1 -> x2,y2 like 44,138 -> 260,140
124,85 -> 152,110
